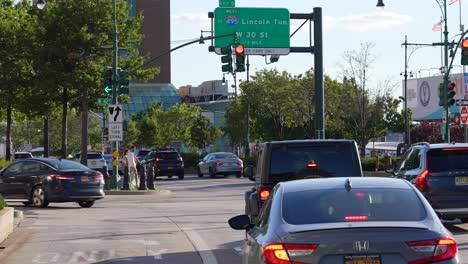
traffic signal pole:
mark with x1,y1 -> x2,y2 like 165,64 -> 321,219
443,0 -> 450,143
110,0 -> 119,189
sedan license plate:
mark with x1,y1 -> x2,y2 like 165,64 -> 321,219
344,255 -> 381,264
81,176 -> 89,182
455,176 -> 468,185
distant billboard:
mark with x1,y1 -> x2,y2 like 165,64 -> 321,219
405,73 -> 465,121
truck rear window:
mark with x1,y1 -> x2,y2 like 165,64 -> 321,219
428,149 -> 468,172
269,144 -> 360,182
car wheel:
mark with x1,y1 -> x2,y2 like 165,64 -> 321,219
31,186 -> 49,208
235,172 -> 242,178
78,201 -> 95,208
22,202 -> 32,207
168,175 -> 173,179
178,172 -> 185,180
197,167 -> 203,178
460,218 -> 468,223
209,167 -> 216,178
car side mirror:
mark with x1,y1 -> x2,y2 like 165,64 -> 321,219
228,214 -> 252,230
244,166 -> 255,181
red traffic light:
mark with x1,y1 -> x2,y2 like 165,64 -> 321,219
449,82 -> 456,90
462,39 -> 468,48
455,115 -> 460,123
104,69 -> 113,77
235,44 -> 245,54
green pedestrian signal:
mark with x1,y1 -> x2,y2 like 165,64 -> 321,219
220,45 -> 233,73
118,69 -> 130,95
235,44 -> 245,72
461,39 -> 468,65
103,67 -> 113,94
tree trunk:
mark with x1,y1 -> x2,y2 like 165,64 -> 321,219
43,118 -> 49,157
61,86 -> 68,158
80,83 -> 88,165
5,106 -> 12,161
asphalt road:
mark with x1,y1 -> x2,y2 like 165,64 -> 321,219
0,174 -> 468,264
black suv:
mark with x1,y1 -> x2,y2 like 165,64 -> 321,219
140,150 -> 185,180
391,142 -> 468,222
244,139 -> 363,223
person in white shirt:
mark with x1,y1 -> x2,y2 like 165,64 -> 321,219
127,146 -> 139,188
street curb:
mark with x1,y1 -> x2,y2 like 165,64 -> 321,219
0,208 -> 14,245
104,189 -> 172,195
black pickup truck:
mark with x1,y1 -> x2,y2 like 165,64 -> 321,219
244,139 -> 363,223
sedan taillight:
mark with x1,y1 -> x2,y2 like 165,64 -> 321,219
49,174 -> 75,180
407,237 -> 457,264
94,173 -> 104,180
416,169 -> 429,191
262,243 -> 318,264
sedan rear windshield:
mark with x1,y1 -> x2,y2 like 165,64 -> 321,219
214,153 -> 238,159
270,144 -> 360,182
282,188 -> 426,225
428,149 -> 468,172
49,159 -> 91,170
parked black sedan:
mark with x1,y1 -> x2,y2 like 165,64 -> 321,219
0,158 -> 105,208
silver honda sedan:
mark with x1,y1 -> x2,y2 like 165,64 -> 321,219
229,177 -> 459,264
197,152 -> 243,178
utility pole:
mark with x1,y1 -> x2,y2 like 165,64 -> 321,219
110,0 -> 119,189
403,35 -> 410,148
246,55 -> 250,157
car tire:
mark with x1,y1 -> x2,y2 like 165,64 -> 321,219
168,175 -> 173,179
178,172 -> 185,180
235,172 -> 242,178
78,201 -> 95,208
197,167 -> 203,178
209,167 -> 216,178
22,202 -> 32,207
31,186 -> 49,208
460,218 -> 468,223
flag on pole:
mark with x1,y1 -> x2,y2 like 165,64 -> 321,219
449,0 -> 459,5
432,22 -> 442,31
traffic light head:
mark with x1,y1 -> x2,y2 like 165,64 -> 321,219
448,82 -> 456,106
454,113 -> 461,125
118,69 -> 130,95
220,46 -> 233,73
103,67 -> 113,95
235,44 -> 245,72
461,39 -> 468,65
438,83 -> 446,107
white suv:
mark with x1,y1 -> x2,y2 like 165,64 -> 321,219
75,152 -> 107,172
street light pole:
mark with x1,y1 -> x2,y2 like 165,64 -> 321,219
404,35 -> 410,148
110,0 -> 119,189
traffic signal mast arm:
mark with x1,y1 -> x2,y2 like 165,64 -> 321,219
127,32 -> 237,77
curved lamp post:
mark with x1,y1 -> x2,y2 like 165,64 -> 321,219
37,0 -> 46,10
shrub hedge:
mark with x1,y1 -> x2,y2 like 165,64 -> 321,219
0,195 -> 6,210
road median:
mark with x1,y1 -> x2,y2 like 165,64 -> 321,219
105,189 -> 171,195
0,207 -> 14,245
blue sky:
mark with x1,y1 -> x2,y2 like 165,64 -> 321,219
170,0 -> 468,97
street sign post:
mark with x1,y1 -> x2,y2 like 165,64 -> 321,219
214,7 -> 290,55
98,98 -> 113,105
219,0 -> 234,7
461,106 -> 468,125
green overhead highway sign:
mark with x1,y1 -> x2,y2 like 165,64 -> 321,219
219,0 -> 235,7
214,7 -> 290,55
98,98 -> 113,105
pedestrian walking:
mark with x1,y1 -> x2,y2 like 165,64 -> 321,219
127,146 -> 139,189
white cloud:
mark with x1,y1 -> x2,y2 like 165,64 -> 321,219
324,10 -> 414,32
171,12 -> 210,27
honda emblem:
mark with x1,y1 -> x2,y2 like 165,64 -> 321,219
353,241 -> 370,252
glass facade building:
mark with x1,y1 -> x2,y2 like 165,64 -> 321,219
123,83 -> 181,118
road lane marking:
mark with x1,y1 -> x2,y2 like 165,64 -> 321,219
184,229 -> 218,264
